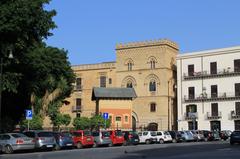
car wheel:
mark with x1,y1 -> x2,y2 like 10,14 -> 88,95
230,141 -> 234,145
145,140 -> 151,144
159,139 -> 164,144
93,142 -> 98,148
109,142 -> 113,147
5,145 -> 13,154
76,142 -> 83,149
54,144 -> 61,151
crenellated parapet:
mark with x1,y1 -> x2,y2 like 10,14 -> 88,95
116,39 -> 179,50
72,61 -> 116,70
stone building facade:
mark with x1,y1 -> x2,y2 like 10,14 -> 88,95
54,39 -> 178,131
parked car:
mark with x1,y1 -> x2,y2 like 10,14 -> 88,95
155,131 -> 172,144
122,131 -> 139,145
190,131 -> 198,141
138,131 -> 157,144
91,130 -> 112,147
108,130 -> 124,146
168,131 -> 184,143
70,130 -> 94,148
52,132 -> 74,150
220,130 -> 232,140
0,133 -> 35,154
191,130 -> 205,141
202,130 -> 214,141
179,131 -> 195,142
23,130 -> 56,150
230,130 -> 240,145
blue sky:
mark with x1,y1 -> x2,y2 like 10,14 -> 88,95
45,0 -> 240,65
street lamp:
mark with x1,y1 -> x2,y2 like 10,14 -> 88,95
0,50 -> 13,132
167,80 -> 170,131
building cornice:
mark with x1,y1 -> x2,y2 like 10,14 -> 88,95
116,39 -> 179,51
177,45 -> 240,59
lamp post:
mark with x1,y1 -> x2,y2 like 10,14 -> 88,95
0,50 -> 13,132
167,80 -> 170,131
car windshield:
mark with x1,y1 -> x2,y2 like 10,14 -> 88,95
232,131 -> 240,135
11,133 -> 26,138
73,132 -> 82,137
38,132 -> 53,137
115,130 -> 123,136
84,131 -> 91,136
164,131 -> 170,135
186,131 -> 192,135
150,131 -> 157,136
102,131 -> 110,137
60,133 -> 71,137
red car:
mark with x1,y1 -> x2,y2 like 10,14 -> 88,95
70,130 -> 94,148
108,130 -> 124,146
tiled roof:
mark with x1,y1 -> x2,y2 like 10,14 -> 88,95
92,87 -> 137,100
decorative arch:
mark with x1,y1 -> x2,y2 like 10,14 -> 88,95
147,56 -> 157,63
124,58 -> 134,65
147,56 -> 157,69
121,76 -> 137,88
144,74 -> 160,85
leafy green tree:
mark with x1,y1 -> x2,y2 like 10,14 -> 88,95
62,114 -> 71,127
73,117 -> 91,130
0,0 -> 60,131
90,115 -> 111,130
21,114 -> 43,130
0,0 -> 56,92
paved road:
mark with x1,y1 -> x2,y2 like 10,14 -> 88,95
1,141 -> 240,159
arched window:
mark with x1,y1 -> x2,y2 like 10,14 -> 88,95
150,60 -> 156,69
149,81 -> 156,92
127,82 -> 133,88
128,62 -> 133,71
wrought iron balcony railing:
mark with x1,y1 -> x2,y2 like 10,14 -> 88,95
231,111 -> 240,120
184,112 -> 198,120
183,68 -> 240,80
72,106 -> 82,112
74,85 -> 82,91
183,92 -> 240,103
207,112 -> 222,120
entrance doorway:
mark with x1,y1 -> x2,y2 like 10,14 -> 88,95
132,116 -> 136,131
147,123 -> 158,131
210,121 -> 221,131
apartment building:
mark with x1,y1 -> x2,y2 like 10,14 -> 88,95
177,46 -> 240,131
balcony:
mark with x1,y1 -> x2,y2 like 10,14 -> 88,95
231,111 -> 240,120
72,106 -> 82,112
183,92 -> 240,103
183,68 -> 240,80
74,85 -> 82,91
207,112 -> 222,120
184,112 -> 198,120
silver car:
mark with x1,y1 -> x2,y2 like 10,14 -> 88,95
179,131 -> 195,142
0,133 -> 35,154
92,131 -> 112,147
23,131 -> 56,150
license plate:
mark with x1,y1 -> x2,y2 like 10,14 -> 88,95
66,144 -> 72,146
46,145 -> 53,148
135,139 -> 139,141
87,138 -> 91,141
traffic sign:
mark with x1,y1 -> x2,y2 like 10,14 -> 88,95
103,113 -> 109,120
25,109 -> 33,120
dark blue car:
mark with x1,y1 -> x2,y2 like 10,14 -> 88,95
230,131 -> 240,145
53,132 -> 74,150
